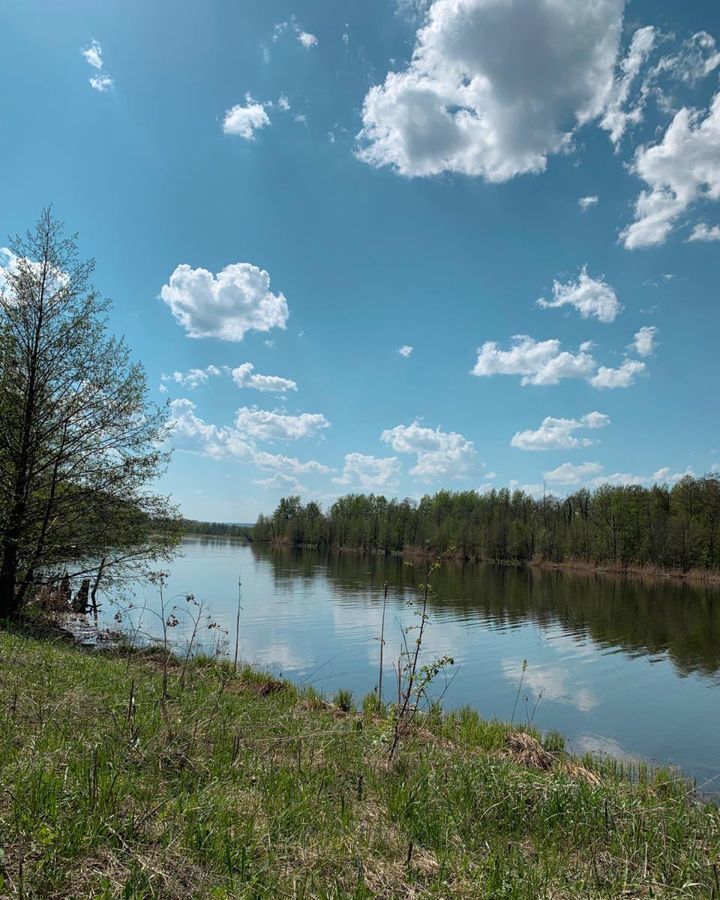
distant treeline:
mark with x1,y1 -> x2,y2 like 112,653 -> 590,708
251,476 -> 720,573
181,519 -> 251,538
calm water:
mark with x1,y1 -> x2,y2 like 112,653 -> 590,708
106,537 -> 720,787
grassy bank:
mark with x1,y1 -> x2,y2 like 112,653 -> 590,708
0,628 -> 719,898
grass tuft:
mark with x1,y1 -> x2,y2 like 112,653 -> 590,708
0,627 -> 718,898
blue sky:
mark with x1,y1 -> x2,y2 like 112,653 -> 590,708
1,0 -> 719,521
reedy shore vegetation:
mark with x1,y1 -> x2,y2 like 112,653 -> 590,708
252,476 -> 720,577
1,625 -> 720,899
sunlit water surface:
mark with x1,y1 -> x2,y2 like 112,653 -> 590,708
102,537 -> 720,787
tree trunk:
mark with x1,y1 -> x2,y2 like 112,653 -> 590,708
0,542 -> 20,618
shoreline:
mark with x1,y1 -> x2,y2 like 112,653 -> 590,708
248,538 -> 720,586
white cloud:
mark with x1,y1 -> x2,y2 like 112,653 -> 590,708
89,74 -> 114,92
81,40 -> 113,91
652,466 -> 696,486
223,98 -> 271,140
511,411 -> 610,452
472,335 -> 596,386
333,453 -> 401,490
166,398 -> 254,461
544,461 -> 603,485
590,359 -> 645,389
297,31 -> 318,49
398,345 -> 413,357
274,18 -> 318,50
253,472 -> 307,492
473,335 -> 648,389
537,267 -> 622,323
278,94 -> 291,111
502,658 -> 597,712
632,325 -> 657,357
381,420 -> 478,480
600,25 -> 657,146
357,0 -> 623,181
166,399 -> 330,483
231,363 -> 297,393
651,31 -> 720,87
591,471 -> 647,487
578,195 -> 599,211
273,22 -> 289,42
0,247 -> 17,293
235,407 -> 329,442
396,0 -> 430,16
711,463 -> 720,474
160,262 -> 288,341
161,365 -> 223,390
622,91 -> 720,249
81,40 -> 104,69
253,451 -> 330,475
688,222 -> 720,242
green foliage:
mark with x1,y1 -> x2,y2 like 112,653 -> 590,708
254,477 -> 720,574
0,210 -> 179,615
181,520 -> 251,538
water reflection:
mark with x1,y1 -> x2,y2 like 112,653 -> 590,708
254,544 -> 720,679
108,538 -> 720,785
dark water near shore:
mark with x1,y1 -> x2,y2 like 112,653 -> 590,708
105,537 -> 720,787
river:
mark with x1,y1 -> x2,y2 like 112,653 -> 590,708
103,536 -> 720,788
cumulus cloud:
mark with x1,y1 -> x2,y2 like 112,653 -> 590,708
381,420 -> 478,480
223,98 -> 271,140
81,40 -> 104,69
160,365 -> 223,391
231,363 -> 297,393
472,336 -> 596,386
234,407 -> 329,442
253,451 -> 330,475
89,75 -> 114,92
652,466 -> 696,486
544,461 -> 604,485
160,262 -> 288,341
590,359 -> 645,389
600,25 -> 657,146
297,31 -> 318,48
166,398 -> 254,461
622,91 -> 720,249
0,248 -> 18,293
357,0 -> 623,181
632,326 -> 657,357
81,40 -> 114,91
473,335 -> 646,389
511,412 -> 610,452
537,267 -> 622,323
535,461 -> 694,491
166,400 -> 329,481
273,18 -> 318,49
578,196 -> 599,211
253,472 -> 307,492
650,31 -> 720,87
333,453 -> 401,490
688,222 -> 720,242
398,345 -> 414,357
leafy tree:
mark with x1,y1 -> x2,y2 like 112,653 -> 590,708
254,474 -> 720,574
0,210 -> 179,616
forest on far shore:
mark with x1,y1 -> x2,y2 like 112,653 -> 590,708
251,475 -> 720,574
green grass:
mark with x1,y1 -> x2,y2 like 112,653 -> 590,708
0,627 -> 719,898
